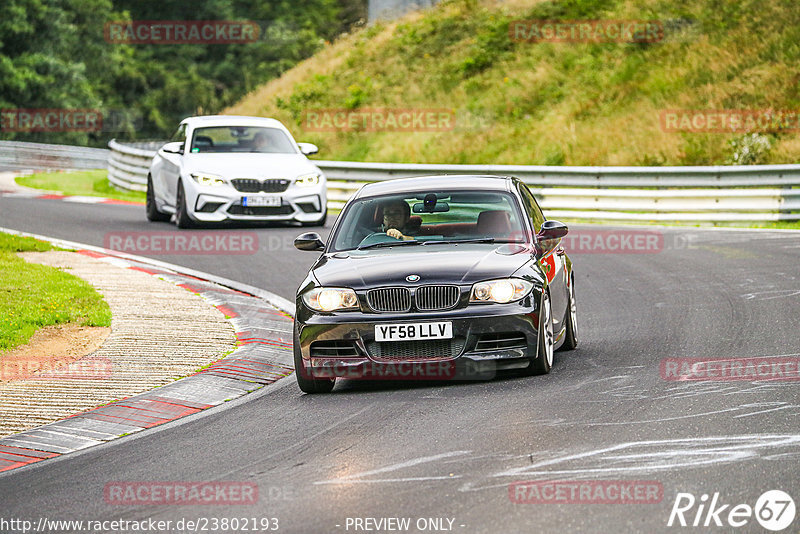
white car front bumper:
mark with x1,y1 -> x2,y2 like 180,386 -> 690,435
185,178 -> 327,223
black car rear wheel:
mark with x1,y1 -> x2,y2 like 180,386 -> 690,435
293,327 -> 335,393
146,176 -> 170,222
526,291 -> 554,375
558,275 -> 578,351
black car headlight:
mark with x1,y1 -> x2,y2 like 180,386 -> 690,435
302,287 -> 359,312
470,278 -> 533,304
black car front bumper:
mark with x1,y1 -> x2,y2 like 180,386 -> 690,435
295,297 -> 543,381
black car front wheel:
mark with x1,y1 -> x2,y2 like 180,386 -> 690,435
293,328 -> 335,393
525,290 -> 554,375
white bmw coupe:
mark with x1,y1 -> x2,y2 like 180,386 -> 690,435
147,115 -> 327,228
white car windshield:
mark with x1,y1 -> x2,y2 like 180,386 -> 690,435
189,126 -> 296,154
330,191 -> 528,252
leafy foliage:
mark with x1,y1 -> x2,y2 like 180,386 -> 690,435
229,0 -> 800,165
0,0 -> 365,145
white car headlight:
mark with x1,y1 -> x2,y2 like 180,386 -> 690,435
470,278 -> 533,304
190,173 -> 226,187
295,173 -> 321,187
303,287 -> 359,312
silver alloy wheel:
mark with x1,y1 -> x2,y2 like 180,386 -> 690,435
542,291 -> 554,367
568,279 -> 578,342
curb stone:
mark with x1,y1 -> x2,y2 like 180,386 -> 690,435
0,230 -> 296,474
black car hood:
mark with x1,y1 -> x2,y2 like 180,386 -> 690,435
312,244 -> 533,288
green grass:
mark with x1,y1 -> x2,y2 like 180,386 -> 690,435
226,0 -> 800,166
0,232 -> 112,354
16,170 -> 145,203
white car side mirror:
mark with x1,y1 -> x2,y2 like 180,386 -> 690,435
297,142 -> 319,156
161,142 -> 184,155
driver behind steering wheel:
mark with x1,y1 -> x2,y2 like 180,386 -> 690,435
382,199 -> 417,241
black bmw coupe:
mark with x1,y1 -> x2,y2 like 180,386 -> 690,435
292,175 -> 577,393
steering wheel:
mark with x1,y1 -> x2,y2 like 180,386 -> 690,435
357,232 -> 401,248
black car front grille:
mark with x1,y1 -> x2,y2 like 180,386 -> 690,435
231,178 -> 290,193
474,333 -> 527,351
310,340 -> 359,358
367,285 -> 462,312
227,204 -> 293,216
415,285 -> 460,311
367,338 -> 465,361
367,288 -> 411,312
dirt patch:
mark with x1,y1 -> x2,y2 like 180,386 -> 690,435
0,323 -> 111,382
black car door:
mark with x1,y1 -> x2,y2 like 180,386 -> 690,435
518,183 -> 569,334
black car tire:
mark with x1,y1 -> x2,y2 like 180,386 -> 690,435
558,275 -> 578,351
146,176 -> 170,222
293,327 -> 335,393
301,208 -> 327,228
526,290 -> 554,375
175,180 -> 194,229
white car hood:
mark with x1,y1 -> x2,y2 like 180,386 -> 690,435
183,153 -> 321,179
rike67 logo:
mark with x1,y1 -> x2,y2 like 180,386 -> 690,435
668,490 -> 795,531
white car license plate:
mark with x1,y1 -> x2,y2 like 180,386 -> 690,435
242,196 -> 281,207
375,322 -> 453,342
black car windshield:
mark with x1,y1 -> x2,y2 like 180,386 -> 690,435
189,126 -> 296,154
330,190 -> 528,252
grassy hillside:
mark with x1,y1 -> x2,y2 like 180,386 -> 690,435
225,0 -> 800,166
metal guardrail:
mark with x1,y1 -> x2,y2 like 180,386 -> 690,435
107,139 -> 800,221
106,139 -> 164,192
5,140 -> 799,222
0,140 -> 109,172
316,161 -> 800,221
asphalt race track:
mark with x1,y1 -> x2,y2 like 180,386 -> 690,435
1,196 -> 799,533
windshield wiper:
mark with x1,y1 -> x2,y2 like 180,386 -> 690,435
357,240 -> 423,250
421,238 -> 497,245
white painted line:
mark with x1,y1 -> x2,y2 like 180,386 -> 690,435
98,256 -> 131,268
61,196 -> 106,204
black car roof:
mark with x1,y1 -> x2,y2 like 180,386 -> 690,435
354,175 -> 514,199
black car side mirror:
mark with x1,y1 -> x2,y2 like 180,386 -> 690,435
536,220 -> 568,255
295,232 -> 326,251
